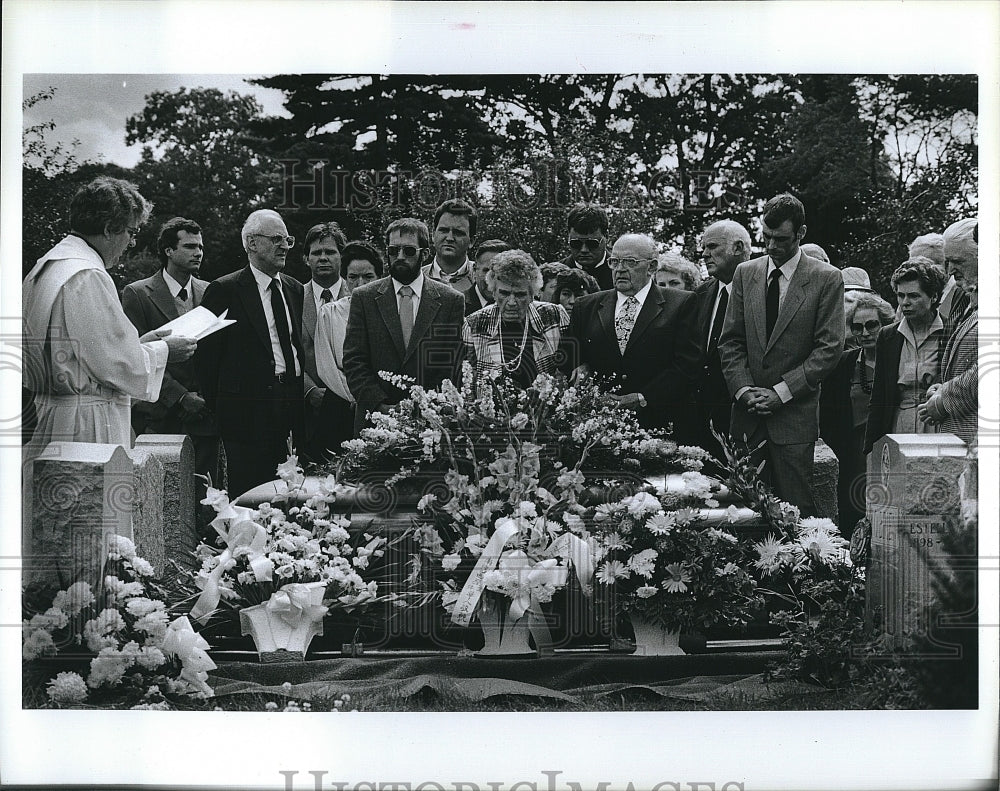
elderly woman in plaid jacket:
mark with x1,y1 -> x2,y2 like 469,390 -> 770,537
459,249 -> 570,395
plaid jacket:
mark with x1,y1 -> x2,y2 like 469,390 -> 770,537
461,301 -> 570,394
937,311 -> 978,444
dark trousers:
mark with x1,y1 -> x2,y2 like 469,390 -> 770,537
306,390 -> 356,462
745,424 -> 817,517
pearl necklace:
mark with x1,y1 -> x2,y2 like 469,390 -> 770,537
498,318 -> 530,372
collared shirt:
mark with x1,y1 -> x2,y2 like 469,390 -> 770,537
614,278 -> 653,319
707,281 -> 732,347
392,272 -> 425,317
161,269 -> 193,315
427,257 -> 471,284
249,263 -> 301,376
474,284 -> 492,308
309,278 -> 345,315
766,248 -> 802,306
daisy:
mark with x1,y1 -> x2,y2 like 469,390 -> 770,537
797,528 -> 847,565
596,560 -> 630,585
661,563 -> 691,593
645,512 -> 674,536
601,532 -> 631,552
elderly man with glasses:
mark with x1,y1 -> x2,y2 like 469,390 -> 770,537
195,209 -> 306,496
564,233 -> 702,430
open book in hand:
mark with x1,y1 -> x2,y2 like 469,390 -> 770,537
156,306 -> 236,341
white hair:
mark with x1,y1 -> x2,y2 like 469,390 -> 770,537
241,209 -> 284,252
701,220 -> 752,255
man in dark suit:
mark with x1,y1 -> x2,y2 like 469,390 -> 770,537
719,194 -> 845,515
299,222 -> 350,461
560,203 -> 614,291
344,217 -> 465,434
565,233 -> 702,430
675,219 -> 753,459
195,209 -> 306,497
462,239 -> 510,316
122,217 -> 219,489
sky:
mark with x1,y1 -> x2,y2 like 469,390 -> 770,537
23,73 -> 289,168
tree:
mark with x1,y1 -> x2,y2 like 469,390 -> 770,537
125,87 -> 279,278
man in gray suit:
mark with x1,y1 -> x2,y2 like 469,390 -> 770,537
719,194 -> 845,514
344,217 -> 465,434
299,222 -> 350,460
122,217 -> 219,488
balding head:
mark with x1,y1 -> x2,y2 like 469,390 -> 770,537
610,233 -> 658,296
908,233 -> 945,268
700,220 -> 751,284
943,218 -> 978,308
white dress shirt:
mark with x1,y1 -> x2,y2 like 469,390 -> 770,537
249,263 -> 300,376
309,278 -> 346,315
161,269 -> 193,313
392,272 -> 425,316
614,278 -> 653,318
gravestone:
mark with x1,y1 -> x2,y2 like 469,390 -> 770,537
29,442 -> 133,590
811,439 -> 839,524
126,447 -> 165,574
134,434 -> 196,569
866,433 -> 967,649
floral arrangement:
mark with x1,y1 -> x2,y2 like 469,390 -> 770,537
190,456 -> 389,624
592,475 -> 761,633
22,536 -> 215,708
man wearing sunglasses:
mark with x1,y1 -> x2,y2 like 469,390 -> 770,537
564,233 -> 702,430
195,209 -> 306,497
344,217 -> 465,434
560,203 -> 614,290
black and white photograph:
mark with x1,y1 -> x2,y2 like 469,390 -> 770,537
2,2 -> 998,790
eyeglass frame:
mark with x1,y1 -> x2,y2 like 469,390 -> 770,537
568,237 -> 604,251
607,256 -> 656,270
251,233 -> 296,248
850,320 -> 883,334
386,244 -> 427,259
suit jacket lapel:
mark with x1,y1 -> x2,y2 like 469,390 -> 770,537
148,274 -> 180,323
626,286 -> 664,352
280,274 -> 303,350
376,279 -> 407,358
747,261 -> 768,351
765,262 -> 807,354
697,279 -> 719,343
191,277 -> 208,308
237,267 -> 272,353
596,291 -> 619,357
406,283 -> 442,362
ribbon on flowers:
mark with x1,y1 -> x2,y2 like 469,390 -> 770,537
265,582 -> 328,626
162,616 -> 217,689
190,513 -> 272,623
544,532 -> 595,595
450,518 -> 519,627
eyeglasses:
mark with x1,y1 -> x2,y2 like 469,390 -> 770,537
851,320 -> 882,334
252,234 -> 295,248
608,257 -> 655,270
387,245 -> 425,259
568,238 -> 603,251
126,226 -> 141,239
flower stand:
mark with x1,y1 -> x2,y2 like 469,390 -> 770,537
629,612 -> 685,656
239,583 -> 328,663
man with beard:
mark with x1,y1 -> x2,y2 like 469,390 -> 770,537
122,217 -> 219,490
195,209 -> 305,497
344,217 -> 465,433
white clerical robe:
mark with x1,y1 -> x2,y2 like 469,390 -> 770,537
314,295 -> 355,403
23,235 -> 169,449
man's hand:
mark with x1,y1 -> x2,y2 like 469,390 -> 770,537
179,392 -> 211,419
919,391 -> 947,425
161,330 -> 197,362
307,387 -> 326,409
611,392 -> 645,412
569,365 -> 590,385
750,388 -> 782,416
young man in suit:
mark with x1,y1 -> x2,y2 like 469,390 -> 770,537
561,203 -> 613,291
122,217 -> 219,489
676,219 -> 753,458
462,239 -> 510,316
344,217 -> 466,434
299,222 -> 350,461
719,194 -> 845,515
195,209 -> 306,497
920,217 -> 978,445
565,233 -> 702,430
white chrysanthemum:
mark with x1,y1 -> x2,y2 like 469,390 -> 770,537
125,597 -> 164,618
441,554 -> 462,572
22,628 -> 57,661
87,648 -> 131,688
798,528 -> 847,565
47,672 -> 89,705
753,536 -> 787,574
627,548 -> 658,579
52,581 -> 94,615
706,528 -> 738,544
107,535 -> 137,561
134,610 -> 170,639
624,491 -> 661,517
129,557 -> 155,577
29,607 -> 69,631
799,516 -> 839,534
635,585 -> 659,599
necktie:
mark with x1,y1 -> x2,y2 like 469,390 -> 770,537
765,269 -> 781,341
398,285 -> 414,349
709,286 -> 729,352
269,279 -> 296,376
616,296 -> 639,353
320,288 -> 333,304
178,287 -> 188,302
